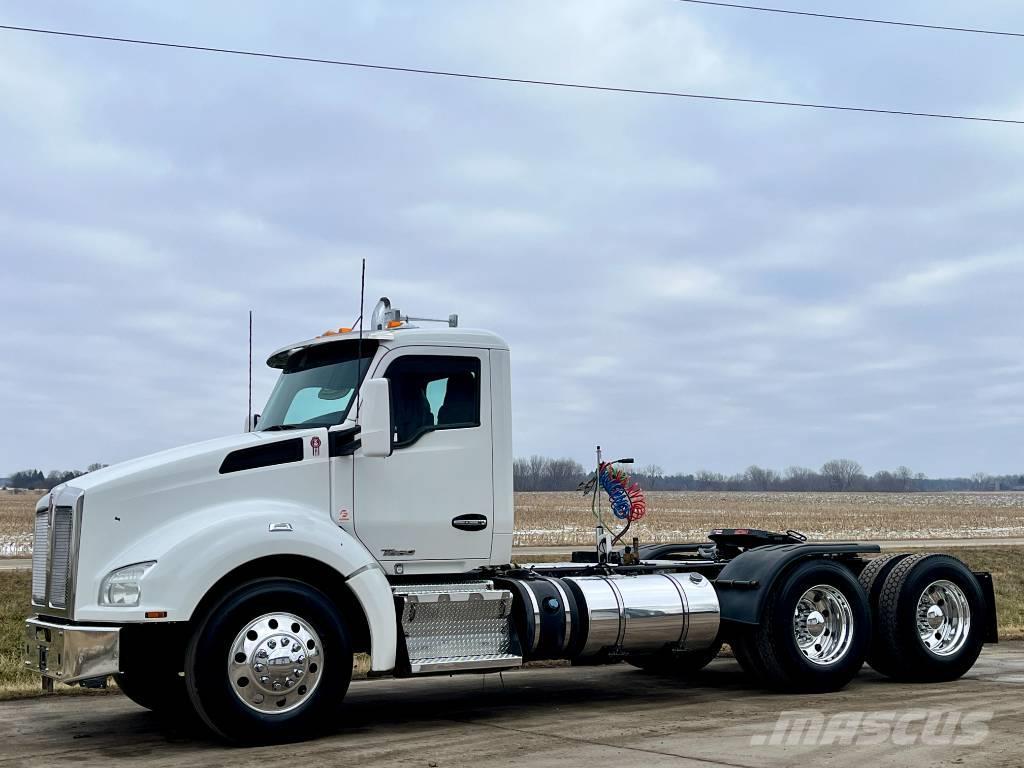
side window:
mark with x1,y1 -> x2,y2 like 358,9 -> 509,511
383,355 -> 481,446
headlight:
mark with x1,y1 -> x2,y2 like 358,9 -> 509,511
99,561 -> 155,606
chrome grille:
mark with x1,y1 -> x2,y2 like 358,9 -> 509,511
31,510 -> 49,603
47,507 -> 74,608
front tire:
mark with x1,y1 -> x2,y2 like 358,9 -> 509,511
185,578 -> 352,744
732,560 -> 870,692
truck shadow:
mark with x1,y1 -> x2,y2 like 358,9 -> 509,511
337,659 -> 769,733
114,659 -> 900,749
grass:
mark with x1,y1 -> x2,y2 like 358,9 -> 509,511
0,572 -> 34,696
3,548 -> 1021,698
943,547 -> 1024,639
0,571 -> 109,700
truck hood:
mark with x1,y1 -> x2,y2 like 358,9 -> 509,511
56,424 -> 351,625
66,430 -> 320,499
68,434 -> 258,493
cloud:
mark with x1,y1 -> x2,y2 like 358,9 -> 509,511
872,250 -> 1024,306
1,0 -> 1023,477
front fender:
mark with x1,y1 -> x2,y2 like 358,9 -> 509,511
74,503 -> 398,673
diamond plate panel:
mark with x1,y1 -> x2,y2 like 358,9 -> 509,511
399,588 -> 517,664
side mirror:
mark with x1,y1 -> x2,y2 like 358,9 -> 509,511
246,413 -> 261,432
359,378 -> 392,458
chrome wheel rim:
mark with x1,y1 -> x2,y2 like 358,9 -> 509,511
917,580 -> 971,657
228,612 -> 323,714
792,584 -> 855,666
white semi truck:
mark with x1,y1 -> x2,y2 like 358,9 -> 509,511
25,298 -> 998,744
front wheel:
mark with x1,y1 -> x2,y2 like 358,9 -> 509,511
732,560 -> 870,692
185,578 -> 352,744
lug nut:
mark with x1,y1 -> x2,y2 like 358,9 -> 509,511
254,663 -> 266,673
284,679 -> 293,688
267,639 -> 277,650
257,649 -> 268,659
253,694 -> 264,704
259,676 -> 270,685
272,681 -> 283,691
293,668 -> 304,678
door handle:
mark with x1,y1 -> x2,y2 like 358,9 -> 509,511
451,514 -> 488,532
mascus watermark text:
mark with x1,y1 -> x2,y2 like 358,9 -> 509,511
751,709 -> 992,747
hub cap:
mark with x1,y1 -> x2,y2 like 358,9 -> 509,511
917,580 -> 971,657
228,612 -> 323,714
793,584 -> 855,666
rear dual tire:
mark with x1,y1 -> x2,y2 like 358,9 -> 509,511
862,553 -> 985,682
732,560 -> 870,692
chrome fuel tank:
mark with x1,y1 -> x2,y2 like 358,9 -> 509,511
562,572 -> 720,658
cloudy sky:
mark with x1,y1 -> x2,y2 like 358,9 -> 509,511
2,0 -> 1022,478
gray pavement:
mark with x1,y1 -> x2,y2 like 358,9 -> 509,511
1,643 -> 1022,767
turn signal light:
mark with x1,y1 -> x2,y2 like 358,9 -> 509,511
387,320 -> 403,329
145,611 -> 167,619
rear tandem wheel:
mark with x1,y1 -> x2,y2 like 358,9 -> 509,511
870,553 -> 986,682
731,559 -> 870,692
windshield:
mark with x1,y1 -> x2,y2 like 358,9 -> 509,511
258,340 -> 379,431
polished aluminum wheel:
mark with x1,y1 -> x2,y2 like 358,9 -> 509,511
917,580 -> 971,657
227,612 -> 323,714
792,584 -> 855,666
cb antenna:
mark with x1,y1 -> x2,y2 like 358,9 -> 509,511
247,309 -> 253,432
356,258 -> 365,418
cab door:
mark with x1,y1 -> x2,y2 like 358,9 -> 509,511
353,347 -> 494,572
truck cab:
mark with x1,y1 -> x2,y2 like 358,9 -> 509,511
259,316 -> 514,574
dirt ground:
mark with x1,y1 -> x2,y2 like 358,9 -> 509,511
1,643 -> 1022,767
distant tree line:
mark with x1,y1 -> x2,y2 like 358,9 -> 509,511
513,456 -> 1024,493
4,464 -> 108,491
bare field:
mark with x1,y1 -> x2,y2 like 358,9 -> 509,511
0,491 -> 42,557
6,489 -> 1024,554
514,490 -> 1024,546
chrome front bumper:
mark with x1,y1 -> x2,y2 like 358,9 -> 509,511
23,617 -> 121,684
